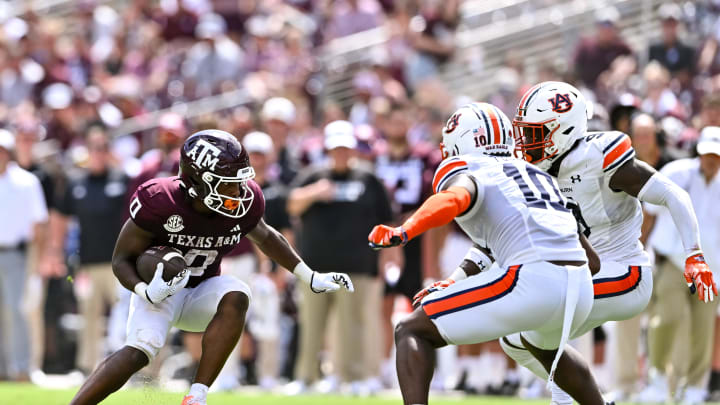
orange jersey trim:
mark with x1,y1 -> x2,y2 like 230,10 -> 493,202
602,136 -> 632,169
593,266 -> 642,298
432,160 -> 467,193
422,265 -> 521,319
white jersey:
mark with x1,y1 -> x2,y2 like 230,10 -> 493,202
432,153 -> 586,268
548,131 -> 650,265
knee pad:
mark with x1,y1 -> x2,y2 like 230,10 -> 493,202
126,328 -> 165,362
500,334 -> 549,379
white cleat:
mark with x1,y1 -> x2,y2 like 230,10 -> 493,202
682,386 -> 708,405
181,395 -> 206,405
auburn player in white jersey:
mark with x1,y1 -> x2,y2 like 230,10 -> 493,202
427,82 -> 717,405
368,102 -> 607,405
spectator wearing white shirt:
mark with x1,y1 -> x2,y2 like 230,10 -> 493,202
0,129 -> 48,382
642,127 -> 720,404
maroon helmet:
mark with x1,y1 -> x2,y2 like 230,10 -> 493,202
179,129 -> 256,218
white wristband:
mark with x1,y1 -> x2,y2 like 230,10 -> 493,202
134,282 -> 151,304
449,267 -> 467,281
465,246 -> 493,272
293,262 -> 314,285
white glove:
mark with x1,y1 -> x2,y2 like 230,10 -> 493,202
135,263 -> 190,305
294,262 -> 355,293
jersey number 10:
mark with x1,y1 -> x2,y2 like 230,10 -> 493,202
502,164 -> 567,211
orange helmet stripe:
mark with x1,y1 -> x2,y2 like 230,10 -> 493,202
481,104 -> 502,144
517,84 -> 543,116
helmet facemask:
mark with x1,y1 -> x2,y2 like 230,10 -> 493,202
199,167 -> 256,218
512,117 -> 560,168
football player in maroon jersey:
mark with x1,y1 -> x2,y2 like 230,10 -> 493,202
70,130 -> 354,405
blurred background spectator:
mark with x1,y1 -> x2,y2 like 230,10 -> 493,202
286,120 -> 392,394
48,125 -> 129,375
0,128 -> 48,382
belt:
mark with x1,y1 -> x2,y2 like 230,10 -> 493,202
0,241 -> 26,252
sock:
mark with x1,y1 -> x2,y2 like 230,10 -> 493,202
550,380 -> 574,405
188,383 -> 209,402
710,370 -> 720,392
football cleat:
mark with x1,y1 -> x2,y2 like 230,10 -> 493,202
181,395 -> 206,405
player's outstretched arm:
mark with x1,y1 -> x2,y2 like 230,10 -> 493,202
610,159 -> 717,301
369,174 -> 478,250
247,218 -> 354,293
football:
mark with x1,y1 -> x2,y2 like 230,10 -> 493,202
136,246 -> 187,284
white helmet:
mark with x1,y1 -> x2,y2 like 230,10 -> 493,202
441,102 -> 514,159
513,81 -> 593,170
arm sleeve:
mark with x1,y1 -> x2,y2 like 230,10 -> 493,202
637,172 -> 701,256
402,186 -> 474,240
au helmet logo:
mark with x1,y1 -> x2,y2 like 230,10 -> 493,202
164,215 -> 185,232
548,93 -> 573,113
444,113 -> 461,134
186,139 -> 221,170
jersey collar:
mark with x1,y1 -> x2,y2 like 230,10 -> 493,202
547,139 -> 581,177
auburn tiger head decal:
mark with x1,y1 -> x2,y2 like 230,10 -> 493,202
548,93 -> 574,113
444,113 -> 461,134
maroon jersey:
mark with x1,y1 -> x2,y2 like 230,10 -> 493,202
129,176 -> 265,287
374,142 -> 442,215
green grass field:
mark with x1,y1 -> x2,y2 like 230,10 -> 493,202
0,382 -> 547,405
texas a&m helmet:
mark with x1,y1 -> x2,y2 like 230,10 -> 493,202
179,129 -> 255,218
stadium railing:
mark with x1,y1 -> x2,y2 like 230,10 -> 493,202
320,0 -> 664,108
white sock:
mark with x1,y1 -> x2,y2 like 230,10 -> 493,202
189,383 -> 209,401
550,381 -> 574,405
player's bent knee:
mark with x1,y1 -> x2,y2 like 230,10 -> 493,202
394,308 -> 446,348
218,291 -> 249,318
126,329 -> 165,362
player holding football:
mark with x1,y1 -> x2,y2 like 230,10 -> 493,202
69,130 -> 354,405
369,102 -> 606,405
416,82 -> 717,405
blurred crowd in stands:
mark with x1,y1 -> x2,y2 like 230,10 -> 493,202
2,0 -> 720,402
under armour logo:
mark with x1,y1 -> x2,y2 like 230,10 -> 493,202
186,139 -> 221,170
477,260 -> 488,272
570,175 -> 581,183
